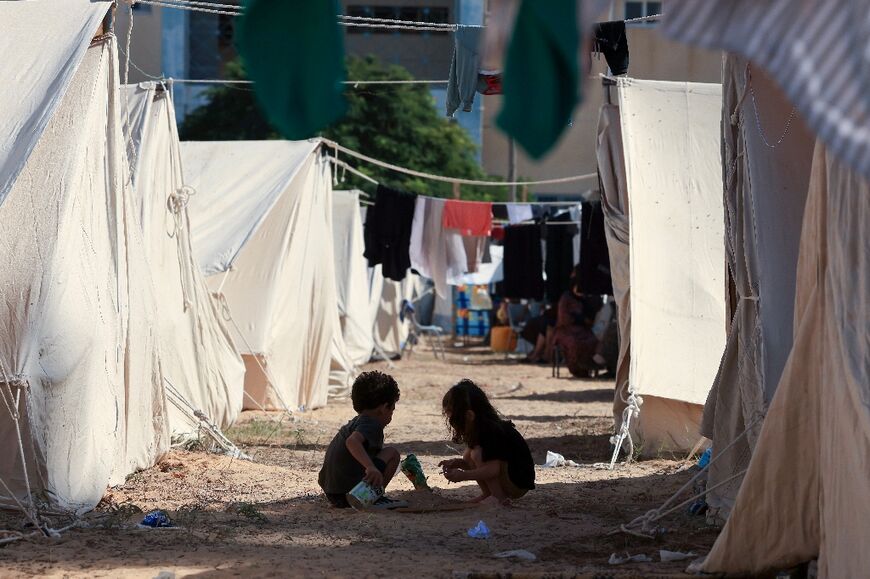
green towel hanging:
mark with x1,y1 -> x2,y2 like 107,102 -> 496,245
236,0 -> 347,140
496,0 -> 581,159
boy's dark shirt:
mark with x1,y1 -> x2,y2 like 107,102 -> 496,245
318,415 -> 384,494
478,420 -> 536,490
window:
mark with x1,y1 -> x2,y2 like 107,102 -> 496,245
346,5 -> 450,34
624,1 -> 661,20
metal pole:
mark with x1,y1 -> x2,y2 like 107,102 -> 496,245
508,138 -> 517,202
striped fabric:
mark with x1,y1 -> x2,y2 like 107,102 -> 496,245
662,0 -> 870,180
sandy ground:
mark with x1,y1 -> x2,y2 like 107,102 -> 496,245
0,345 -> 720,578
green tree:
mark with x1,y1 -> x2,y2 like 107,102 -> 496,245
179,56 -> 504,200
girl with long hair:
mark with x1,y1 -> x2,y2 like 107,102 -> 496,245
439,380 -> 535,506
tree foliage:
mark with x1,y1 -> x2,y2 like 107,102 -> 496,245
179,56 -> 504,200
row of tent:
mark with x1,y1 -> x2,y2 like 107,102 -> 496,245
0,1 -> 414,513
597,4 -> 870,577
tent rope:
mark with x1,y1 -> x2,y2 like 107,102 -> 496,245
608,391 -> 642,468
319,139 -> 597,187
0,364 -> 37,524
163,378 -> 250,460
614,414 -> 763,538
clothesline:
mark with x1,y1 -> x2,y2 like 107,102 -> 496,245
130,0 -> 661,29
165,78 -> 448,86
321,139 -> 597,187
338,14 -> 481,29
327,157 -> 586,208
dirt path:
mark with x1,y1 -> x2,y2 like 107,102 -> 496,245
0,347 -> 719,577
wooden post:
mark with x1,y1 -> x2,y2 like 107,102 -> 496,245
452,181 -> 461,199
521,184 -> 529,202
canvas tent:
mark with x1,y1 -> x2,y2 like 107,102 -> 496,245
597,103 -> 632,439
332,190 -> 376,366
0,1 -> 168,512
695,56 -> 815,517
122,83 -> 246,437
609,78 -> 726,455
661,3 -> 870,576
183,140 -> 353,411
369,267 -> 417,359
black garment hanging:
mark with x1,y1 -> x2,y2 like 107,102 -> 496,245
578,201 -> 613,295
593,21 -> 629,76
503,224 -> 544,300
544,212 -> 579,303
363,184 -> 416,281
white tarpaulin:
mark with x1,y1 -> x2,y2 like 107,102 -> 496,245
618,78 -> 726,451
0,27 -> 169,511
123,83 -> 245,436
0,0 -> 109,206
184,141 -> 349,411
333,190 -> 375,366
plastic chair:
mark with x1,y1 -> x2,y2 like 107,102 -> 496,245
401,300 -> 445,360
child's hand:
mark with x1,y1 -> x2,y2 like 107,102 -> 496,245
438,458 -> 466,471
443,468 -> 467,483
363,466 -> 384,489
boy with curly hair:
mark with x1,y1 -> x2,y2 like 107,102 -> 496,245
318,371 -> 406,509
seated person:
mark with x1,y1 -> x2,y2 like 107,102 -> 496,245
523,304 -> 558,363
318,371 -> 406,509
548,280 -> 606,377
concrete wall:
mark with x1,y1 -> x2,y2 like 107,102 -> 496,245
481,27 -> 721,196
340,0 -> 456,80
115,5 -> 163,83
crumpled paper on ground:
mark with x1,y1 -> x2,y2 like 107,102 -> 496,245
609,552 -> 653,565
494,549 -> 536,561
541,451 -> 580,468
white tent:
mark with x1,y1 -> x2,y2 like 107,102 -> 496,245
662,4 -> 870,575
614,78 -> 726,455
183,141 -> 352,411
0,1 -> 168,512
332,190 -> 376,366
122,83 -> 246,437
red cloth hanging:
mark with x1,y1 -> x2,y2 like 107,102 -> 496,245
442,200 -> 493,236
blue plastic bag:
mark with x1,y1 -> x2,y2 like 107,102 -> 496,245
467,520 -> 491,539
140,510 -> 174,528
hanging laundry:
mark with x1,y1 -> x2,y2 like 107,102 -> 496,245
491,225 -> 506,242
443,199 -> 493,236
363,185 -> 416,281
462,236 -> 489,273
446,27 -> 484,117
506,203 -> 533,224
503,224 -> 544,300
477,73 -> 502,95
569,203 -> 582,265
592,21 -> 629,76
545,212 -> 580,303
409,197 -> 467,298
577,201 -> 613,295
236,0 -> 346,139
497,0 -> 581,159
